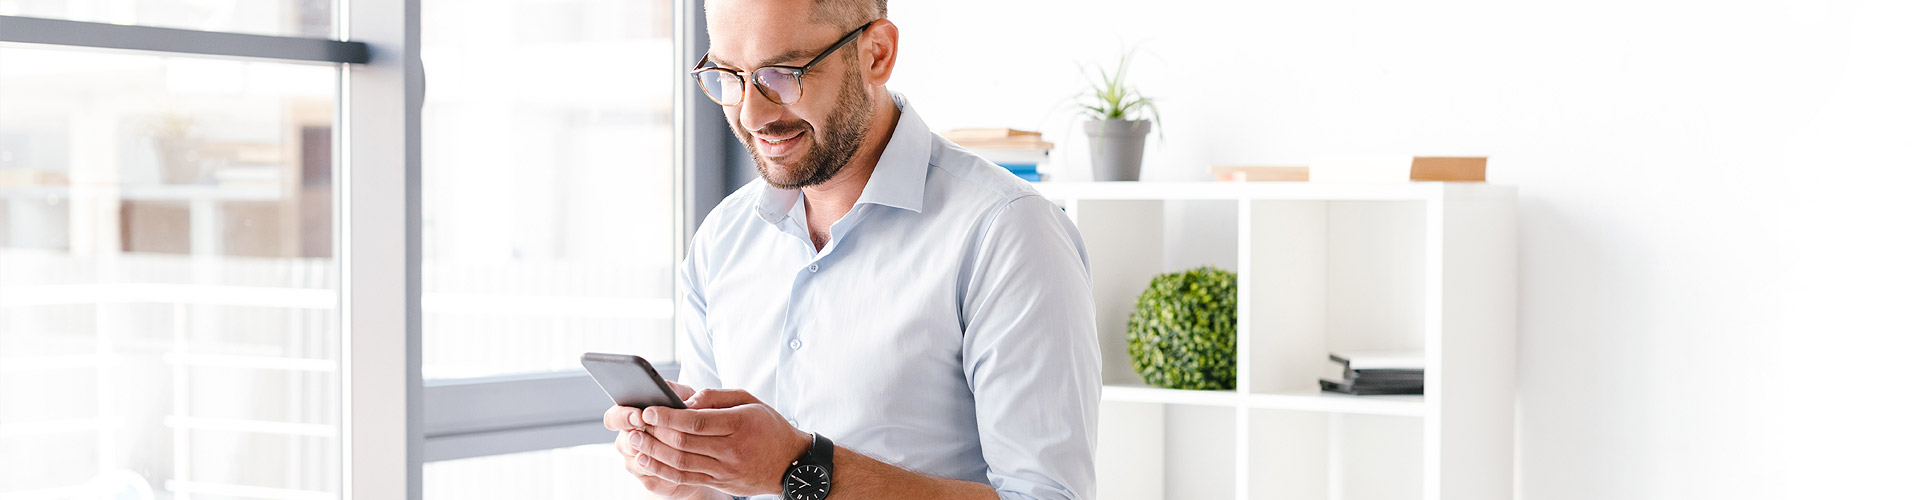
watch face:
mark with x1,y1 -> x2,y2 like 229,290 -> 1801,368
784,464 -> 830,500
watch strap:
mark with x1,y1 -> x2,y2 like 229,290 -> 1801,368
808,433 -> 834,474
782,433 -> 834,500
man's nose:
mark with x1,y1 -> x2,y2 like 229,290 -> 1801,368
736,84 -> 785,133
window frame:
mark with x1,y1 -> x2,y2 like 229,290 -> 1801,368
338,0 -> 422,497
2,0 -> 727,494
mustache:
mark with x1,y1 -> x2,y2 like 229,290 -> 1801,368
745,120 -> 809,138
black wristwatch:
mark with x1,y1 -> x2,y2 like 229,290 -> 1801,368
781,432 -> 834,500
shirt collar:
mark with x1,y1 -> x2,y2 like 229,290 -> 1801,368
754,91 -> 931,224
856,92 -> 931,213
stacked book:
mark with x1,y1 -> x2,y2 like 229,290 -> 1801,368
940,128 -> 1052,182
1307,156 -> 1488,183
1209,157 -> 1489,183
1319,351 -> 1425,395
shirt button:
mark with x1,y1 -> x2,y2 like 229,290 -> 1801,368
789,338 -> 803,350
787,418 -> 799,428
809,263 -> 819,273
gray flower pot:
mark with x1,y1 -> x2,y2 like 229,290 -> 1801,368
1085,119 -> 1152,181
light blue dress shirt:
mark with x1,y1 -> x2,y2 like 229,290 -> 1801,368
674,93 -> 1101,500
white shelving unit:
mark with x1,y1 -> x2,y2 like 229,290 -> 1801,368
1035,181 -> 1516,500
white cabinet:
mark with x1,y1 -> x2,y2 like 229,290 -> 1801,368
1036,182 -> 1516,500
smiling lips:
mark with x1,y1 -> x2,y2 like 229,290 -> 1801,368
755,129 -> 806,157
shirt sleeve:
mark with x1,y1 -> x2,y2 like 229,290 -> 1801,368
960,194 -> 1103,500
674,232 -> 723,392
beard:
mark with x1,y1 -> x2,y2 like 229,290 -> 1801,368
732,66 -> 874,190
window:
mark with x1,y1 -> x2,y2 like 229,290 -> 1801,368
419,0 -> 678,380
2,0 -> 699,496
0,47 -> 341,498
413,0 -> 683,491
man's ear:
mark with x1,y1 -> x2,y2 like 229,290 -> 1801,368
860,19 -> 900,87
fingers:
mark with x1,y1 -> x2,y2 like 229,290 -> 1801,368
603,405 -> 643,431
626,453 -> 670,487
617,422 -> 722,499
630,427 -> 726,473
634,474 -> 675,496
666,379 -> 696,401
650,423 -> 739,462
642,406 -> 736,436
627,451 -> 717,488
635,475 -> 698,499
685,388 -> 762,409
623,451 -> 696,497
615,430 -> 638,457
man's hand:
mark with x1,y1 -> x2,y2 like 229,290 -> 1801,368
604,380 -> 724,500
628,388 -> 812,497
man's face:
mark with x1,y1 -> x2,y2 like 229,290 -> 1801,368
706,1 -> 875,190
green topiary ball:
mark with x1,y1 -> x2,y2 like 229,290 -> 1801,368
1127,266 -> 1237,390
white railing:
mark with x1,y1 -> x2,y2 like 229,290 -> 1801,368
0,251 -> 674,499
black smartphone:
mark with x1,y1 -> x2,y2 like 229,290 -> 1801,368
580,352 -> 687,410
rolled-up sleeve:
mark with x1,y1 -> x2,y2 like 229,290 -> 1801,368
960,195 -> 1103,500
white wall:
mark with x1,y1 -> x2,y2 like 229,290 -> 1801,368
886,1 -> 1920,498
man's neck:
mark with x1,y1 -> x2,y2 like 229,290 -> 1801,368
801,96 -> 901,250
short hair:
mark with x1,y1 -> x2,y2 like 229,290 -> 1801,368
810,0 -> 885,31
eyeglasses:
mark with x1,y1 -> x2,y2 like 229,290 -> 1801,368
690,20 -> 875,106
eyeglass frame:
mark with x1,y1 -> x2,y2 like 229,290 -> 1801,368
689,20 -> 877,106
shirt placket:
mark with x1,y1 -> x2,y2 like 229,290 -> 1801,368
772,211 -> 811,422
771,204 -> 870,429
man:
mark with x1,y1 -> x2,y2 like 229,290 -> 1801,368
602,1 -> 1100,499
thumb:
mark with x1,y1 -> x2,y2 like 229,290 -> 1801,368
665,380 -> 695,401
687,388 -> 762,409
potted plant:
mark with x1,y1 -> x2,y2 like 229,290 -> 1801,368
1078,50 -> 1161,181
1127,266 -> 1237,390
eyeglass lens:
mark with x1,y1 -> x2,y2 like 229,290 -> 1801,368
697,67 -> 804,105
696,70 -> 743,105
752,68 -> 803,103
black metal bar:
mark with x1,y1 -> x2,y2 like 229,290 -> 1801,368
0,15 -> 370,64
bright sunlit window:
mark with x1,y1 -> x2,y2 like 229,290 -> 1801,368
419,0 -> 678,380
2,0 -> 680,497
0,47 -> 341,499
